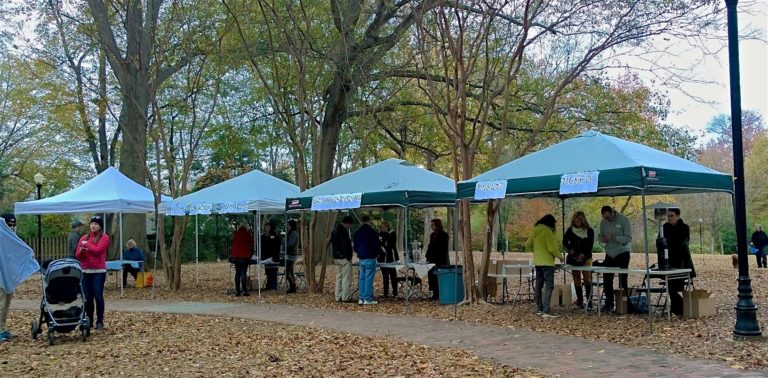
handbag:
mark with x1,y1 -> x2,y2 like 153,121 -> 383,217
566,252 -> 586,266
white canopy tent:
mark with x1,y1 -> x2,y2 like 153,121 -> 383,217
159,168 -> 300,300
14,167 -> 170,296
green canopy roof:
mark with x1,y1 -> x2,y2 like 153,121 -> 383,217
457,131 -> 733,199
286,158 -> 456,211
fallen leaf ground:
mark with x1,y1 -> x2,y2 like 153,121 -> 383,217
0,311 -> 536,377
10,253 -> 768,371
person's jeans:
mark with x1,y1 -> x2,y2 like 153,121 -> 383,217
82,272 -> 106,325
381,267 -> 398,297
535,266 -> 555,314
233,261 -> 249,294
757,247 -> 768,268
428,266 -> 440,299
0,288 -> 12,332
603,252 -> 631,308
358,258 -> 377,302
334,258 -> 352,301
668,279 -> 685,316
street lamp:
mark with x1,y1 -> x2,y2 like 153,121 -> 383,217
725,0 -> 761,339
34,172 -> 44,261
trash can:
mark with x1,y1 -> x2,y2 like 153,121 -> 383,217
436,265 -> 464,305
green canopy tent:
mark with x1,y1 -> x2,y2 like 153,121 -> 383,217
285,158 -> 458,309
457,131 -> 733,334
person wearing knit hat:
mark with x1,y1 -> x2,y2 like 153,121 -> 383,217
75,216 -> 110,331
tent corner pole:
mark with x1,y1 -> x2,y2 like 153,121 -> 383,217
641,187 -> 652,335
119,213 -> 124,297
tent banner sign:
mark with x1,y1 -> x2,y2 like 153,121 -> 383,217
311,193 -> 363,211
559,171 -> 599,195
212,201 -> 249,214
163,202 -> 188,216
474,180 -> 507,200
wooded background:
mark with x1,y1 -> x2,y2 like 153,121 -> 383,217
0,1 -> 765,298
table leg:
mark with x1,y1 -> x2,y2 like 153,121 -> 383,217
597,272 -> 602,316
666,278 -> 671,321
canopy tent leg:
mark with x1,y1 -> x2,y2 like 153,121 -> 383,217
404,203 -> 410,313
152,212 -> 159,300
255,210 -> 263,302
119,212 -> 124,297
561,197 -> 567,284
283,212 -> 288,304
195,214 -> 199,285
216,214 -> 220,261
641,187 -> 653,335
453,203 -> 459,319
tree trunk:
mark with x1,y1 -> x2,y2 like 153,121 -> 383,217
479,200 -> 500,299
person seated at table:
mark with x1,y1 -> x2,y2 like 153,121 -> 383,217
598,205 -> 632,312
378,221 -> 399,298
425,218 -> 449,301
663,208 -> 696,316
229,223 -> 254,297
563,211 -> 595,310
121,239 -> 145,287
526,214 -> 563,318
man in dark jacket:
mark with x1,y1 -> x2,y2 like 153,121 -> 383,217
354,215 -> 380,305
67,221 -> 83,257
751,225 -> 768,268
331,216 -> 354,302
663,208 -> 696,316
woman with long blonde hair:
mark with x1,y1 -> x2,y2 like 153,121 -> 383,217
563,211 -> 595,310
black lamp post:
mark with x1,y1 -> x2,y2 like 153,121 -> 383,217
34,172 -> 44,261
725,0 -> 761,339
698,219 -> 703,254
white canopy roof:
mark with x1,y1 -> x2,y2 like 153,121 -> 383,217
15,167 -> 167,214
160,169 -> 300,215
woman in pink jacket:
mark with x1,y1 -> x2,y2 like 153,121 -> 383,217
75,216 -> 110,331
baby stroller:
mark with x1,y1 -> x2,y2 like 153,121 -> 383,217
30,258 -> 90,345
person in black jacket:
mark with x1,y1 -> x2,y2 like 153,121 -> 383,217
663,208 -> 696,316
378,221 -> 399,298
331,216 -> 354,302
426,218 -> 450,300
261,222 -> 281,290
354,215 -> 381,305
751,225 -> 768,268
563,211 -> 595,309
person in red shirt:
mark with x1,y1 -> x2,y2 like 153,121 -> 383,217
75,216 -> 110,331
229,223 -> 254,296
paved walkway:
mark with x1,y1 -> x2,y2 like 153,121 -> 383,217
11,299 -> 761,377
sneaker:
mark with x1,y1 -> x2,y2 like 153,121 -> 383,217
0,331 -> 9,342
358,299 -> 364,305
235,292 -> 242,297
363,300 -> 378,305
96,322 -> 104,331
536,311 -> 543,315
243,292 -> 250,297
541,313 -> 559,318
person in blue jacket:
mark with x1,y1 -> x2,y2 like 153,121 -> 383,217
354,215 -> 380,305
122,239 -> 145,287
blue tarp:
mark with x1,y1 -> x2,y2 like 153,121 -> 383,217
0,219 -> 39,293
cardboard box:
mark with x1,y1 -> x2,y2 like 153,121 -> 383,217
550,284 -> 574,308
485,276 -> 504,297
491,259 -> 520,275
614,289 -> 629,314
246,278 -> 260,291
683,290 -> 716,318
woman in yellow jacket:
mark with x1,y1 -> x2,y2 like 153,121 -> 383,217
525,214 -> 563,318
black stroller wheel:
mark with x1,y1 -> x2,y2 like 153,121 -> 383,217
30,321 -> 39,340
81,328 -> 87,342
47,330 -> 54,346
